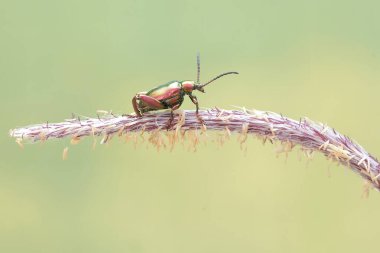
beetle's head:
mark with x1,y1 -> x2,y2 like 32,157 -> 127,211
194,84 -> 205,93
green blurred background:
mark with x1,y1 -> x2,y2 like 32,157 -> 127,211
1,0 -> 380,252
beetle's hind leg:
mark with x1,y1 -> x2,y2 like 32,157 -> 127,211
131,95 -> 142,117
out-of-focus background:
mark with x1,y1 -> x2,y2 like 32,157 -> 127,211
1,0 -> 380,252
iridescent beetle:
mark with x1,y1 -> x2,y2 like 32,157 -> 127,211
132,54 -> 238,122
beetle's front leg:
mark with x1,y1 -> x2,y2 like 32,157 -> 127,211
188,94 -> 205,125
189,94 -> 199,114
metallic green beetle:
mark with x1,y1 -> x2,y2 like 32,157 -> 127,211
132,54 -> 238,117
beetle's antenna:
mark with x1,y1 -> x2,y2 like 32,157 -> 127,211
200,71 -> 239,88
196,52 -> 200,84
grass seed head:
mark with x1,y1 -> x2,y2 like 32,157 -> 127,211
9,108 -> 380,192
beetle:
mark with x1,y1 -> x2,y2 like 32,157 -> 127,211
132,54 -> 238,124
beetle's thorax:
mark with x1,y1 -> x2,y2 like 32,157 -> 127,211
181,81 -> 195,93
